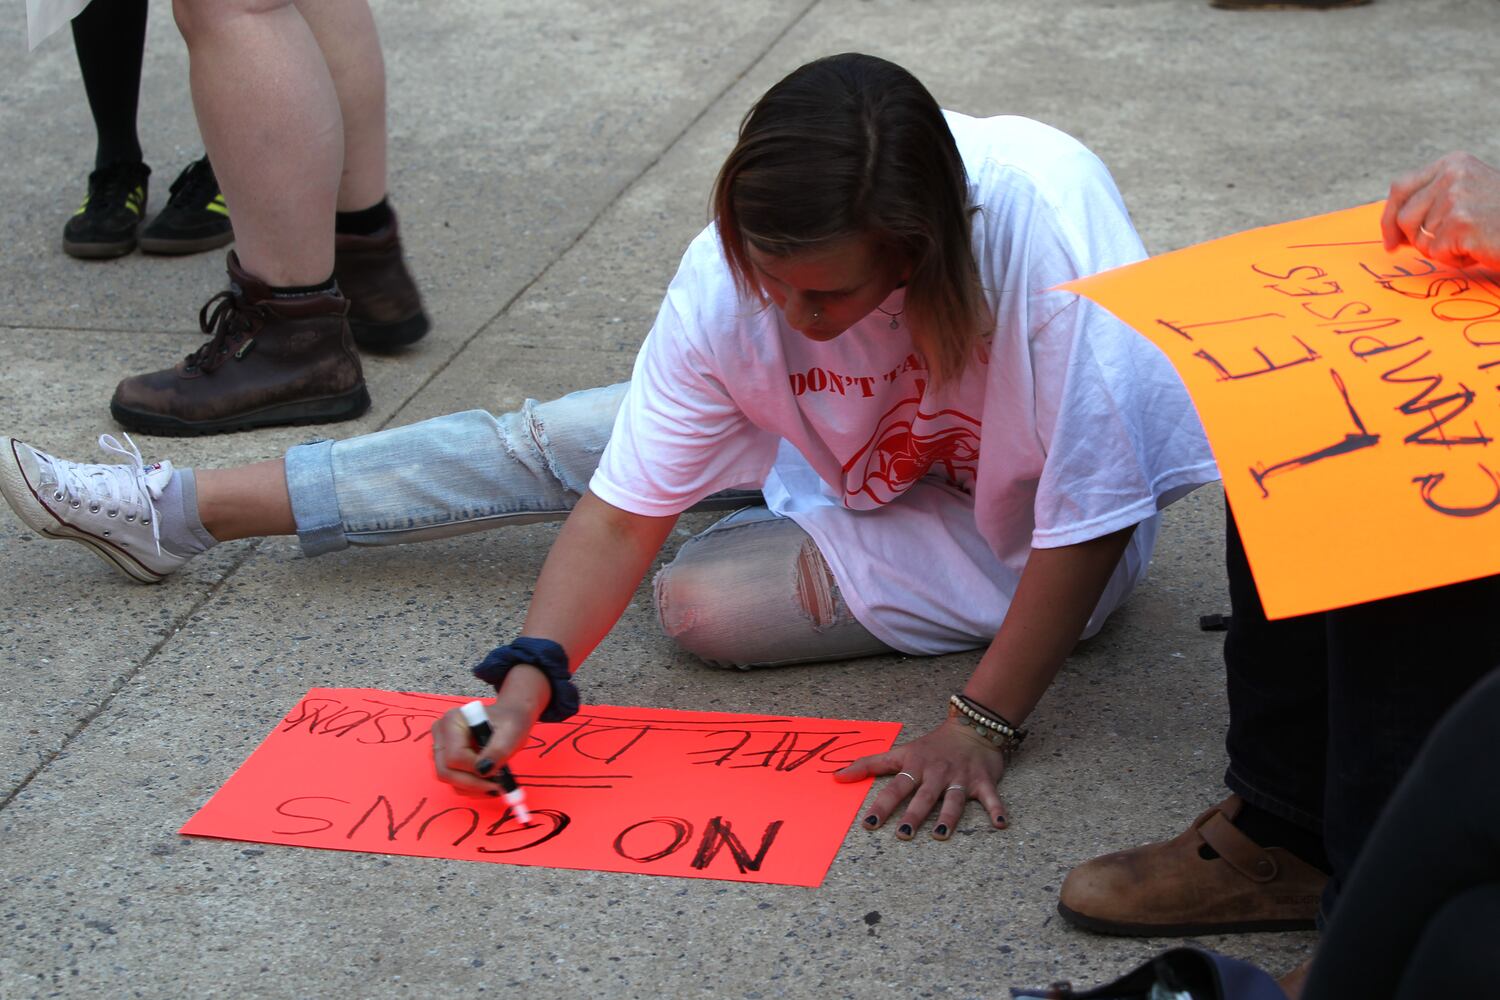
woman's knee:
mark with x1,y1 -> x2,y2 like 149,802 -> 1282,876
653,512 -> 869,669
173,0 -> 295,42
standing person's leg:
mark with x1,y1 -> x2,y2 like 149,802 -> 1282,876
173,0 -> 340,286
109,0 -> 367,436
1056,501 -> 1331,936
1217,505 -> 1331,872
293,0 -> 428,350
72,0 -> 148,172
291,0 -> 384,216
1303,666 -> 1500,999
63,0 -> 151,259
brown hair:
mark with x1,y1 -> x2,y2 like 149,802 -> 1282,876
711,53 -> 986,384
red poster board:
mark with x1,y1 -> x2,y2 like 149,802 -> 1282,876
1064,202 -> 1500,618
181,688 -> 901,887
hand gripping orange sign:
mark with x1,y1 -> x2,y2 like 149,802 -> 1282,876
1064,202 -> 1500,618
182,688 -> 901,886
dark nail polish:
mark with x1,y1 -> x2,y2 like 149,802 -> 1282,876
934,824 -> 948,837
897,823 -> 912,837
995,813 -> 1007,826
863,814 -> 879,828
475,759 -> 494,775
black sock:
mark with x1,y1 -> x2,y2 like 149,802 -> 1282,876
269,276 -> 337,299
71,0 -> 147,170
335,198 -> 393,236
1231,801 -> 1331,873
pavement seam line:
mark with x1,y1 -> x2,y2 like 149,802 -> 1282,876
379,0 -> 823,431
0,541 -> 265,814
1,0 -> 825,815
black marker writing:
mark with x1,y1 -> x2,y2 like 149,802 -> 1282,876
272,796 -> 348,835
1250,369 -> 1380,498
612,815 -> 785,874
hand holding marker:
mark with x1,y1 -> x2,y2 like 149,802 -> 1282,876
460,700 -> 532,823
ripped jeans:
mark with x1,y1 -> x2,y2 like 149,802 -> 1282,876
283,384 -> 895,668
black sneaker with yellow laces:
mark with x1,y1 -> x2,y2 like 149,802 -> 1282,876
140,156 -> 234,256
62,160 -> 150,260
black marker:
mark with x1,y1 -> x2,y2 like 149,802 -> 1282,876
459,700 -> 532,823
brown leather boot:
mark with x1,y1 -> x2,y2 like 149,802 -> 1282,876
1056,795 -> 1327,936
110,252 -> 370,436
333,210 -> 429,351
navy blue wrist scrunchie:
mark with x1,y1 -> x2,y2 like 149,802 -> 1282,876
471,637 -> 580,722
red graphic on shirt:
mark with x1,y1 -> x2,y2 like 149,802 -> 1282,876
841,394 -> 982,507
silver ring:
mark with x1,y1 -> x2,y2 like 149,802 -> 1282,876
945,784 -> 965,793
895,771 -> 917,783
1419,224 -> 1436,239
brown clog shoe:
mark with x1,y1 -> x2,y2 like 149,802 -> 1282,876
1057,795 -> 1327,936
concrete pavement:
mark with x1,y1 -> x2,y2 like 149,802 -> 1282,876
2,0 -> 1496,996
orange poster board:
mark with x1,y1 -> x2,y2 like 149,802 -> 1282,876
1065,202 -> 1500,618
181,688 -> 901,887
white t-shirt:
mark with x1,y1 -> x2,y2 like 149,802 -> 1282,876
590,112 -> 1219,655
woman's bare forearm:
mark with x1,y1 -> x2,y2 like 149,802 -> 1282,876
963,525 -> 1137,724
520,490 -> 679,669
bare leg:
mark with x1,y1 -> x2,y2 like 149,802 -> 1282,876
196,461 -> 295,540
172,0 -> 341,285
293,0 -> 387,212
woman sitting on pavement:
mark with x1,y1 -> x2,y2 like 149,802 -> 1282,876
0,53 -> 1217,838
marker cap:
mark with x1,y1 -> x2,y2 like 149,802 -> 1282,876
460,700 -> 488,728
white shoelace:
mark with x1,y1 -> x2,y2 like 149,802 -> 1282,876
42,433 -> 163,555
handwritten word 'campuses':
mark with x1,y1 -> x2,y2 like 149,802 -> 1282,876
1158,254 -> 1500,517
182,689 -> 901,887
1063,202 -> 1500,618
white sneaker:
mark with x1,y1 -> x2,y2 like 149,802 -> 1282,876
0,434 -> 187,583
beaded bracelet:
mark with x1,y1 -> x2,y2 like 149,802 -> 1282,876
947,693 -> 1028,760
471,637 -> 581,722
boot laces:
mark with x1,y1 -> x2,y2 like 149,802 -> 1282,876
188,290 -> 257,373
41,434 -> 163,556
166,158 -> 217,209
83,162 -> 147,216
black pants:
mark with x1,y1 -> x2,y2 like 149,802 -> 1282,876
71,0 -> 148,169
1220,503 -> 1500,910
1302,667 -> 1500,999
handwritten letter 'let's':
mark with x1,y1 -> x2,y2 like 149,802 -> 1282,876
181,688 -> 901,887
1064,202 -> 1500,619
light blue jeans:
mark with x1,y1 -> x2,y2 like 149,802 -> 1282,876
283,384 -> 895,668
